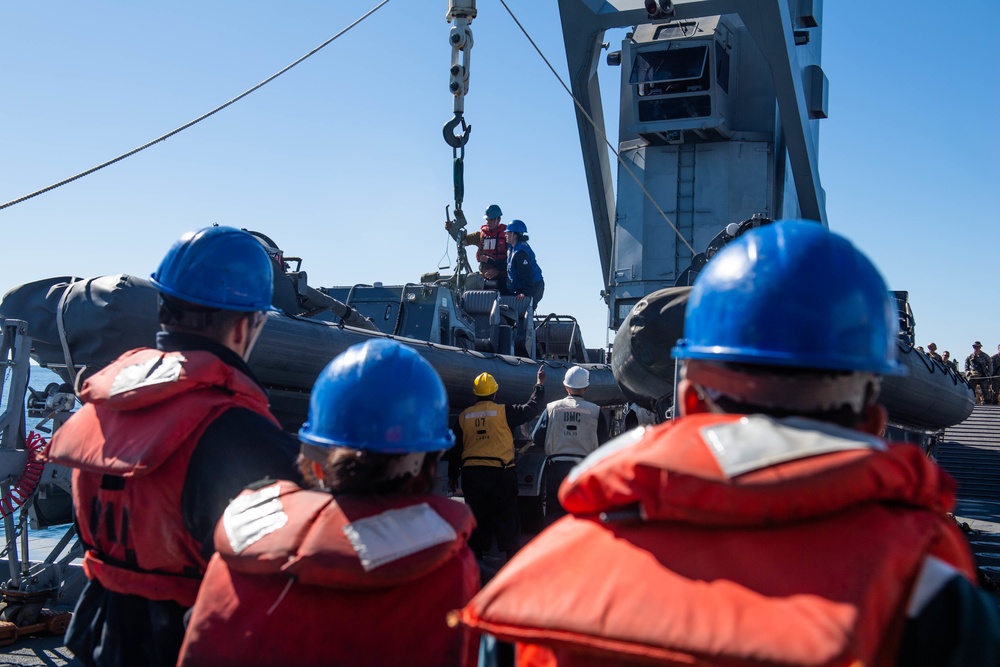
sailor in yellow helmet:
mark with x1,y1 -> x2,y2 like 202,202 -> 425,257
453,366 -> 546,565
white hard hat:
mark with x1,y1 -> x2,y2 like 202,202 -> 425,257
563,366 -> 590,389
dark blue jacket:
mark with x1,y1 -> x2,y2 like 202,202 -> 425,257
506,241 -> 543,298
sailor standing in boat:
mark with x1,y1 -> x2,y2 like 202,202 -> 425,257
45,226 -> 300,667
460,221 -> 1000,666
504,219 -> 544,307
178,339 -> 480,667
446,203 -> 509,291
531,366 -> 608,526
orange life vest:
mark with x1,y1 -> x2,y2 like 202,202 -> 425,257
461,413 -> 976,667
46,347 -> 277,607
476,223 -> 507,266
178,480 -> 480,667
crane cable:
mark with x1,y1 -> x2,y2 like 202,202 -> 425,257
497,0 -> 696,257
0,0 -> 392,213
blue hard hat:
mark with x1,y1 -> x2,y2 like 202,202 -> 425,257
298,339 -> 455,453
150,226 -> 274,312
506,219 -> 527,234
673,220 -> 903,375
484,204 -> 503,219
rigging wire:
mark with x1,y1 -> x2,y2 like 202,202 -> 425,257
0,0 -> 392,213
497,0 -> 696,257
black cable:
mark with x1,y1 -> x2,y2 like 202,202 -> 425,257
0,0 -> 391,212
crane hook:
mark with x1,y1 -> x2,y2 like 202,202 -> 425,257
443,113 -> 471,149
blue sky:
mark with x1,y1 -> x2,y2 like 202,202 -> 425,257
1,1 -> 997,364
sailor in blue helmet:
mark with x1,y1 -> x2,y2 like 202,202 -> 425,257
505,219 -> 544,307
178,339 -> 480,667
47,226 -> 300,667
460,221 -> 1000,666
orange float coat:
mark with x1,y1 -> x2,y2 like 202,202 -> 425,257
45,348 -> 277,607
461,413 -> 976,667
178,480 -> 481,667
475,222 -> 508,268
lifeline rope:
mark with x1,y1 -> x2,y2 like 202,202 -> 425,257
0,0 -> 392,212
497,0 -> 696,258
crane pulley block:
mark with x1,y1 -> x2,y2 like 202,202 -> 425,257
446,0 -> 476,22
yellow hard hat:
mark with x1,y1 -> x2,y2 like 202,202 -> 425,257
473,372 -> 499,396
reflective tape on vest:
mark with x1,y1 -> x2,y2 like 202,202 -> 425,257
343,503 -> 458,572
224,483 -> 288,555
700,415 -> 886,478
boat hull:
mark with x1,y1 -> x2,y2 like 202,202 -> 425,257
881,342 -> 974,432
0,275 -> 626,431
611,286 -> 975,432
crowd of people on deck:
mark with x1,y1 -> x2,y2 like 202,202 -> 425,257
919,339 -> 1000,405
42,220 -> 1000,667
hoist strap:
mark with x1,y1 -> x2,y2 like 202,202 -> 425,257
453,157 -> 465,209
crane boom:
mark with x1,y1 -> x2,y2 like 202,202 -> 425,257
557,0 -> 827,328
